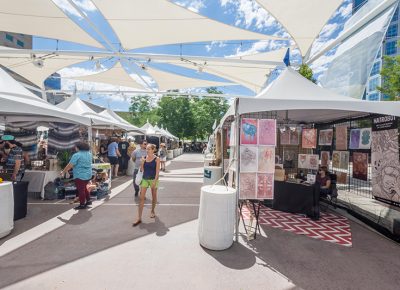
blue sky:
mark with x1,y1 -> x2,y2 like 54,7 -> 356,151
33,0 -> 353,111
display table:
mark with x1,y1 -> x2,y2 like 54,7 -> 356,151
273,181 -> 320,220
0,182 -> 14,238
198,185 -> 236,250
23,170 -> 59,199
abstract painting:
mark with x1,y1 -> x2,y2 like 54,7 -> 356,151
320,151 -> 330,167
319,129 -> 333,146
241,118 -> 257,145
258,146 -> 275,173
280,129 -> 290,145
302,128 -> 317,148
298,154 -> 308,169
352,152 -> 368,181
240,173 -> 257,199
290,128 -> 300,145
257,173 -> 274,199
358,128 -> 372,149
258,119 -> 276,146
307,154 -> 320,170
339,151 -> 349,170
332,151 -> 341,168
349,129 -> 360,149
336,125 -> 348,150
240,146 -> 258,172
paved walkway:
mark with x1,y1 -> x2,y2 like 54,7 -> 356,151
1,153 -> 400,290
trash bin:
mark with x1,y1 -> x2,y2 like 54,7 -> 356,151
0,181 -> 14,238
203,166 -> 222,185
13,181 -> 29,220
198,185 -> 236,250
167,150 -> 174,159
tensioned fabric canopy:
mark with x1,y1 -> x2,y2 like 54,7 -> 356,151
92,0 -> 285,50
255,0 -> 343,57
0,0 -> 102,48
0,67 -> 90,125
98,109 -> 143,133
0,49 -> 96,87
141,121 -> 156,136
71,61 -> 146,90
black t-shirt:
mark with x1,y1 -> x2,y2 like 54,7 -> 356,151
118,141 -> 129,157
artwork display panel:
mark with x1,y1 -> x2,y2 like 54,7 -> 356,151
332,151 -> 341,168
318,129 -> 333,146
332,151 -> 349,169
349,129 -> 360,149
358,128 -> 372,149
290,128 -> 300,145
352,152 -> 368,181
239,173 -> 257,199
335,125 -> 348,150
258,146 -> 275,173
307,154 -> 320,170
298,154 -> 308,169
280,129 -> 290,145
283,149 -> 296,169
241,118 -> 257,145
302,129 -> 317,149
240,146 -> 258,172
257,173 -> 274,199
320,151 -> 330,167
258,119 -> 276,146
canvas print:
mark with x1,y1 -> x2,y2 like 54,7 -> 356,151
290,128 -> 300,145
239,173 -> 257,200
307,154 -> 319,170
339,151 -> 349,170
258,146 -> 275,173
298,154 -> 308,169
358,128 -> 372,149
319,129 -> 333,146
280,129 -> 290,145
336,172 -> 347,184
372,129 -> 400,203
257,173 -> 274,199
349,129 -> 360,149
332,151 -> 341,168
336,125 -> 348,150
241,118 -> 257,145
240,146 -> 258,172
258,119 -> 276,146
283,149 -> 296,169
320,151 -> 330,167
302,129 -> 317,148
353,152 -> 368,181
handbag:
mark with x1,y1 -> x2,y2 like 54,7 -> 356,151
135,170 -> 143,186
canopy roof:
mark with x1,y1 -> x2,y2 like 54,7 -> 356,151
255,0 -> 343,57
0,67 -> 90,125
92,0 -> 285,50
0,0 -> 102,48
98,109 -> 143,133
140,121 -> 157,136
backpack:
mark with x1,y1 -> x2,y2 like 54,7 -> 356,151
44,181 -> 58,200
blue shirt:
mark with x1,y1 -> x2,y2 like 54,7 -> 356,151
107,142 -> 118,157
69,151 -> 92,180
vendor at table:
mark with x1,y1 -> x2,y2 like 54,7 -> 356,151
2,135 -> 25,181
316,166 -> 331,198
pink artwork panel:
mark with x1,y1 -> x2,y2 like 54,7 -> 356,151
258,119 -> 276,146
302,129 -> 317,149
240,173 -> 257,200
257,173 -> 274,199
258,146 -> 275,173
241,118 -> 258,145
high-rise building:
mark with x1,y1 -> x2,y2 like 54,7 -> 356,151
352,1 -> 400,101
0,31 -> 32,49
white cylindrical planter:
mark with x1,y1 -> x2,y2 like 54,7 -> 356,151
0,182 -> 14,238
167,150 -> 174,159
126,159 -> 135,176
173,149 -> 178,157
180,148 -> 183,155
198,185 -> 236,250
203,166 -> 222,185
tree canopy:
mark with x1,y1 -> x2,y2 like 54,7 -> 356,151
298,63 -> 316,83
377,55 -> 400,100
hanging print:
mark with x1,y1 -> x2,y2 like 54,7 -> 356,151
240,146 -> 258,172
358,128 -> 372,149
258,119 -> 276,146
332,151 -> 341,168
280,128 -> 290,145
302,128 -> 317,148
290,128 -> 300,145
239,173 -> 257,199
240,118 -> 257,145
320,151 -> 330,167
258,146 -> 275,173
283,149 -> 296,169
349,129 -> 360,149
335,125 -> 348,150
307,154 -> 320,170
298,154 -> 308,169
318,129 -> 333,146
353,152 -> 368,181
340,151 -> 349,170
257,173 -> 274,199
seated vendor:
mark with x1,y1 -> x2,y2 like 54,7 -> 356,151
316,166 -> 331,198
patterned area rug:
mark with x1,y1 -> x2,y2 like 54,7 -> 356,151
242,206 -> 352,247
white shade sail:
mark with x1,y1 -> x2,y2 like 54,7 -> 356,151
92,0 -> 285,50
0,67 -> 90,125
255,0 -> 343,56
144,66 -> 233,91
231,47 -> 288,61
0,49 -> 95,87
0,0 -> 102,48
72,61 -> 146,90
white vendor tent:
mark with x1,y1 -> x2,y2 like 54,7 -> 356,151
98,109 -> 144,134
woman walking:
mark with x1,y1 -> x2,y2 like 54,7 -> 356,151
61,142 -> 92,210
133,143 -> 160,226
158,143 -> 167,171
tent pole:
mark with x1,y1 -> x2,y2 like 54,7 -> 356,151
234,98 -> 240,243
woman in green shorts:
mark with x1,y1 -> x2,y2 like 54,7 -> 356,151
133,143 -> 160,226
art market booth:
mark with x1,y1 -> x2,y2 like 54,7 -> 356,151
213,67 -> 400,241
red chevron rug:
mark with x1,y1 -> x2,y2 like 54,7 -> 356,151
242,206 -> 352,247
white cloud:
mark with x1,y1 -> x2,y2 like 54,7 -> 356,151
174,0 -> 205,13
205,41 -> 227,52
333,1 -> 352,19
319,23 -> 339,39
230,40 -> 287,57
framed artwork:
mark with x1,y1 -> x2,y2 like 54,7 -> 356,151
353,152 -> 368,181
239,173 -> 257,199
240,146 -> 258,172
290,128 -> 300,145
320,151 -> 330,167
332,151 -> 341,168
349,129 -> 360,149
298,154 -> 308,169
335,126 -> 348,150
280,129 -> 290,145
307,154 -> 319,170
302,128 -> 317,148
257,173 -> 274,199
258,146 -> 275,173
318,129 -> 333,146
358,128 -> 372,149
258,119 -> 276,146
241,118 -> 257,145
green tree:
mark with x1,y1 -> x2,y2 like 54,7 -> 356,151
298,63 -> 316,83
129,95 -> 160,126
377,55 -> 400,100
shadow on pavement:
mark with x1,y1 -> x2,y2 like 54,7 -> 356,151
57,209 -> 93,225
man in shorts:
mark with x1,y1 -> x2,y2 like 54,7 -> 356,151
107,137 -> 121,178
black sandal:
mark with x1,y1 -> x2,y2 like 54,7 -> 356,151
132,220 -> 141,227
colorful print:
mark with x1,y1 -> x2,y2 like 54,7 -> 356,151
353,152 -> 368,181
302,129 -> 317,149
240,173 -> 257,200
335,126 -> 348,150
319,129 -> 333,146
241,118 -> 258,145
257,173 -> 274,199
349,129 -> 360,149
